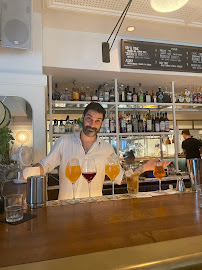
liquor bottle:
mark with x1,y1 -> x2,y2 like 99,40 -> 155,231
143,113 -> 146,132
59,120 -> 65,134
92,89 -> 98,101
98,85 -> 104,102
80,87 -> 86,101
104,84 -> 109,102
127,115 -> 133,133
151,89 -> 157,103
163,87 -> 169,103
104,113 -> 110,133
110,115 -> 116,133
60,89 -> 67,101
152,114 -> 155,132
120,115 -> 127,133
132,88 -> 138,102
73,119 -> 80,133
178,92 -> 184,103
85,87 -> 91,101
160,112 -> 165,132
157,87 -> 164,103
53,119 -> 59,134
138,114 -> 143,132
145,91 -> 151,103
132,112 -> 138,133
126,86 -> 132,102
155,113 -> 160,132
65,115 -> 72,133
109,88 -> 115,102
53,83 -> 60,100
72,81 -> 80,101
138,83 -> 144,103
164,112 -> 170,132
146,109 -> 152,132
120,85 -> 125,102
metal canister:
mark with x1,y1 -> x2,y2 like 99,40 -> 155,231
26,175 -> 47,208
187,158 -> 201,192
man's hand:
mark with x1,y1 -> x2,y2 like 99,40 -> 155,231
143,159 -> 171,172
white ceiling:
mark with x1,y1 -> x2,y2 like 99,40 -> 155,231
44,0 -> 202,28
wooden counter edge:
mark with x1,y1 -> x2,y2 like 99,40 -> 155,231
2,235 -> 202,270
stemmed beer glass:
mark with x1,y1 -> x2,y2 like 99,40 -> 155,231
105,154 -> 120,197
65,158 -> 81,202
82,158 -> 97,202
153,161 -> 166,192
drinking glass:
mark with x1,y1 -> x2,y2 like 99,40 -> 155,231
105,154 -> 120,197
153,162 -> 166,192
82,158 -> 97,201
65,158 -> 81,202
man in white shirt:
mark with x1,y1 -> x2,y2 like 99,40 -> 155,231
26,102 -> 170,200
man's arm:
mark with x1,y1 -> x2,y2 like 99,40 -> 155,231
134,159 -> 171,176
33,163 -> 44,175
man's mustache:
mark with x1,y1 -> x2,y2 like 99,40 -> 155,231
86,126 -> 97,131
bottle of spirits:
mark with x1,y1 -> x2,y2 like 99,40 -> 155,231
73,119 -> 80,133
132,112 -> 138,133
127,115 -> 133,133
92,89 -> 98,101
53,83 -> 60,100
138,83 -> 144,103
59,120 -> 65,134
145,91 -> 151,103
120,115 -> 127,133
65,115 -> 72,133
53,119 -> 59,134
155,113 -> 160,132
164,112 -> 170,132
146,109 -> 152,132
160,112 -> 165,132
138,114 -> 143,132
104,113 -> 110,133
104,84 -> 109,102
120,85 -> 125,102
85,87 -> 91,101
109,88 -> 115,102
157,87 -> 164,103
126,86 -> 132,102
80,87 -> 86,101
132,88 -> 138,102
152,114 -> 155,132
193,90 -> 197,103
110,115 -> 116,133
72,81 -> 80,101
98,85 -> 104,102
143,113 -> 146,132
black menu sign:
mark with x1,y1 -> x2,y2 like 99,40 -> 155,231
121,39 -> 202,73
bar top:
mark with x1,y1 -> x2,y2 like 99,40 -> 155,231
1,184 -> 202,269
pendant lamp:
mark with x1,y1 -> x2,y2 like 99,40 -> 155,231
150,0 -> 189,13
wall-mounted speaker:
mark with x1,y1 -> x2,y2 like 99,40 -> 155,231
1,0 -> 32,50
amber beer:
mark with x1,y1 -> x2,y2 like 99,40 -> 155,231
65,163 -> 81,183
105,164 -> 120,181
153,165 -> 165,180
127,173 -> 139,194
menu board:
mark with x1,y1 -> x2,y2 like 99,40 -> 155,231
121,39 -> 202,73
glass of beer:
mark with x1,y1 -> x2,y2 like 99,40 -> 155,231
65,158 -> 81,202
127,173 -> 139,195
153,162 -> 166,192
105,154 -> 120,197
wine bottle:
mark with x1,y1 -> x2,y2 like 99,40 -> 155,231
164,112 -> 170,132
155,113 -> 160,132
146,109 -> 152,132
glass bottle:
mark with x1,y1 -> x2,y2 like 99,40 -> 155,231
53,119 -> 59,134
104,84 -> 109,102
138,114 -> 143,132
73,119 -> 80,133
132,88 -> 138,102
85,87 -> 91,101
126,86 -> 132,102
53,83 -> 60,100
146,109 -> 152,132
157,87 -> 164,103
104,112 -> 110,133
59,120 -> 65,134
65,115 -> 72,133
110,114 -> 116,133
127,115 -> 133,133
109,88 -> 115,102
160,112 -> 165,132
80,87 -> 86,101
145,91 -> 151,103
152,89 -> 157,103
92,89 -> 98,101
72,81 -> 80,101
120,85 -> 125,102
138,83 -> 144,103
155,113 -> 160,132
164,112 -> 170,132
132,112 -> 138,133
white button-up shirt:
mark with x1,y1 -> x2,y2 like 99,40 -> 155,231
39,133 -> 123,200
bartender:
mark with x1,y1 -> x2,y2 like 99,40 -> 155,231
181,129 -> 202,159
23,102 -> 169,200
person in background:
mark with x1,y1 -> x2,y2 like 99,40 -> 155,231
155,143 -> 167,156
182,129 -> 202,159
23,102 -> 170,200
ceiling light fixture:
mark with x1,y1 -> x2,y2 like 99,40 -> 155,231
127,26 -> 135,32
150,0 -> 189,13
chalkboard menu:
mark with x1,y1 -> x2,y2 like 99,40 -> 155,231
121,39 -> 202,73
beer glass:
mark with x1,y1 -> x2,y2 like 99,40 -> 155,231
105,154 -> 120,197
65,158 -> 81,202
153,162 -> 166,192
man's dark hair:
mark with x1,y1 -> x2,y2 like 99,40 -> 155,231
182,129 -> 190,135
83,102 -> 106,120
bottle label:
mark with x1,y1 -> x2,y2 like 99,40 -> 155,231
179,96 -> 184,103
121,92 -> 125,102
110,120 -> 116,133
133,95 -> 137,102
139,96 -> 144,102
155,123 -> 160,132
185,90 -> 190,96
104,92 -> 109,101
146,120 -> 152,131
165,121 -> 170,132
185,97 -> 191,103
127,93 -> 132,102
127,124 -> 132,133
160,121 -> 165,131
153,96 -> 157,103
72,91 -> 79,100
146,95 -> 151,103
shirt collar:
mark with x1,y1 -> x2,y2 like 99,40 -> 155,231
73,132 -> 102,146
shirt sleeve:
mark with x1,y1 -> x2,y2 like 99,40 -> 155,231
39,136 -> 63,174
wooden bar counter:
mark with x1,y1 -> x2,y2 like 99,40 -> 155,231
1,182 -> 202,270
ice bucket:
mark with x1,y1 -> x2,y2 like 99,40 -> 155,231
186,158 -> 201,192
26,175 -> 47,208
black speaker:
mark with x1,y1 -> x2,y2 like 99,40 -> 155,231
1,0 -> 32,50
102,42 -> 110,63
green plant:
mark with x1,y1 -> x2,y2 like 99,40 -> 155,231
0,127 -> 15,165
